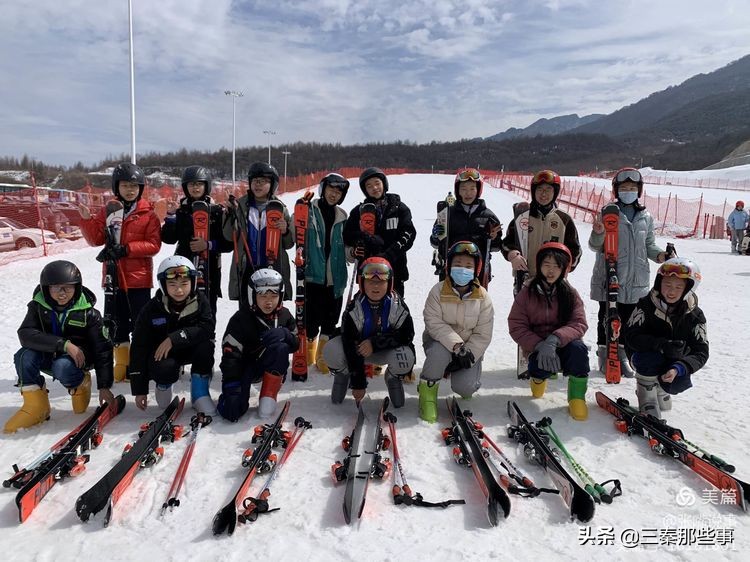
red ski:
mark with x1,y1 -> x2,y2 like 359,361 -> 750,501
602,203 -> 621,384
191,200 -> 210,295
265,200 -> 285,271
292,192 -> 313,382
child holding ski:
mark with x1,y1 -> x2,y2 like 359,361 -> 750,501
301,172 -> 351,372
323,257 -> 416,407
343,167 -> 416,298
223,162 -> 294,306
79,162 -> 162,382
5,261 -> 115,433
218,268 -> 299,420
622,258 -> 708,419
161,166 -> 232,315
508,243 -> 590,421
429,168 -> 502,286
502,169 -> 582,284
419,241 -> 494,423
129,257 -> 216,414
589,168 -> 669,378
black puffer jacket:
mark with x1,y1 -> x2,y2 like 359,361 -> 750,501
18,286 -> 113,389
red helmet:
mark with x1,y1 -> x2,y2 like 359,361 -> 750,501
530,170 -> 561,203
736,200 -> 745,209
357,257 -> 394,294
454,168 -> 483,199
536,242 -> 573,276
612,167 -> 643,197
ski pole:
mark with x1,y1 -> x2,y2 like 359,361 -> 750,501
161,412 -> 212,514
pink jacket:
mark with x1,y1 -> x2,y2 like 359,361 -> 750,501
508,283 -> 588,354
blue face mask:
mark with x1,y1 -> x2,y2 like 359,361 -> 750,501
450,267 -> 474,286
618,191 -> 638,205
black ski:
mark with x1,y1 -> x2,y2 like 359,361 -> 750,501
75,397 -> 184,526
96,200 -> 124,339
507,401 -> 595,522
331,403 -> 366,523
444,397 -> 510,525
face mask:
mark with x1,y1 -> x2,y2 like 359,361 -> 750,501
450,267 -> 474,286
618,191 -> 638,205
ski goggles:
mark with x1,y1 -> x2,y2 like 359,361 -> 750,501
163,265 -> 194,280
659,262 -> 698,280
531,170 -> 559,186
255,284 -> 281,295
457,168 -> 481,182
450,241 -> 480,256
360,262 -> 392,281
613,169 -> 642,185
325,180 -> 349,190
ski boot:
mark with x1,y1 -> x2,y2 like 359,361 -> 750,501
385,370 -> 405,408
597,345 -> 606,372
530,378 -> 547,398
418,380 -> 439,423
191,372 -> 216,415
113,342 -> 130,383
3,386 -> 51,433
636,374 -> 660,418
70,371 -> 92,414
618,345 -> 634,378
657,385 -> 672,412
567,375 -> 588,421
306,337 -> 318,367
330,370 -> 349,404
155,383 -> 173,409
315,335 -> 330,374
258,371 -> 283,419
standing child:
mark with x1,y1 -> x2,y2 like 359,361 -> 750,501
5,261 -> 115,433
430,168 -> 502,286
302,172 -> 350,372
323,258 -> 415,406
161,165 -> 233,315
223,162 -> 294,306
218,268 -> 299,420
129,257 -> 216,414
508,243 -> 590,421
726,201 -> 748,254
623,258 -> 708,419
79,162 -> 162,382
419,241 -> 494,423
343,167 -> 416,298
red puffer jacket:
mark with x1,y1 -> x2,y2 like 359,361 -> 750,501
81,198 -> 162,289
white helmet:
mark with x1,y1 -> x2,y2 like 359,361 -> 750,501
656,257 -> 701,297
157,255 -> 198,295
248,268 -> 284,309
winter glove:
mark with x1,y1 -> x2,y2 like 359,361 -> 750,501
432,223 -> 446,239
217,381 -> 246,422
261,327 -> 293,348
659,339 -> 686,360
354,241 -> 366,259
97,244 -> 127,262
534,335 -> 561,373
445,345 -> 475,372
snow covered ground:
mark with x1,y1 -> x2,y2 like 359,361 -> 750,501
1,173 -> 749,561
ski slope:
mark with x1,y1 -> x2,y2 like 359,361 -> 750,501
0,173 -> 748,561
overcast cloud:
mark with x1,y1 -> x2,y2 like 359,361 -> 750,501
1,0 -> 748,166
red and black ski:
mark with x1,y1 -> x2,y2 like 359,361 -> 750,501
6,395 -> 126,523
345,202 -> 378,305
265,200 -> 285,271
602,203 -> 621,384
192,200 -> 210,296
292,192 -> 313,382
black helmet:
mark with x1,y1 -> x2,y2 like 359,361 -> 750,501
181,165 -> 213,198
40,260 -> 82,305
319,173 -> 350,205
111,162 -> 146,199
248,162 -> 280,196
358,167 -> 388,197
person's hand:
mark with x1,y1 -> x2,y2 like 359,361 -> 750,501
432,223 -> 445,239
592,217 -> 604,235
99,388 -> 116,407
108,244 -> 128,260
534,335 -> 561,373
66,341 -> 86,368
656,251 -> 667,263
352,388 -> 366,404
135,395 -> 148,410
446,344 -> 475,372
508,251 -> 528,272
276,217 -> 288,234
354,241 -> 366,259
154,337 -> 173,361
661,368 -> 678,383
489,223 -> 502,240
357,340 -> 374,358
189,237 -> 208,252
78,204 -> 91,220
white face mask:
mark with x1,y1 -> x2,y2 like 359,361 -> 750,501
618,191 -> 638,205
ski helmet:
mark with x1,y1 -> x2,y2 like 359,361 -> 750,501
611,167 -> 643,197
454,168 -> 483,199
181,165 -> 213,197
319,173 -> 350,204
446,240 -> 483,279
358,167 -> 389,197
248,268 -> 284,310
248,162 -> 280,196
40,260 -> 82,304
535,242 -> 573,277
111,162 -> 146,199
655,257 -> 701,297
357,257 -> 394,294
530,170 -> 561,203
157,255 -> 199,296
736,200 -> 745,209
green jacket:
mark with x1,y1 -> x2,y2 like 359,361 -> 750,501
304,200 -> 349,298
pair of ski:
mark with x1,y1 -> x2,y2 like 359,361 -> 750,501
596,391 -> 749,511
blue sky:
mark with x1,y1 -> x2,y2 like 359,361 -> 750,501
1,0 -> 749,166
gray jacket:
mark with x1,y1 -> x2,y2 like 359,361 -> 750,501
589,205 -> 663,304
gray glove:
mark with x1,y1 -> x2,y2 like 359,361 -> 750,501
534,335 -> 561,373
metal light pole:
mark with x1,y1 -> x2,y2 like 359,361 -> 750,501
263,130 -> 276,165
282,150 -> 291,189
128,0 -> 136,164
224,90 -> 244,190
